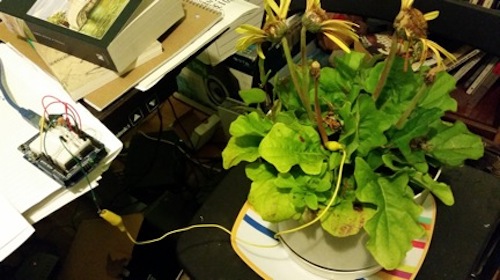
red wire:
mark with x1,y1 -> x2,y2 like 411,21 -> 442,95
41,95 -> 82,129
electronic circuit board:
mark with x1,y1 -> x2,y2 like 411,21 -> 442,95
18,125 -> 107,188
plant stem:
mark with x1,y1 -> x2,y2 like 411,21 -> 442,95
395,83 -> 428,129
372,33 -> 399,101
281,37 -> 314,121
300,26 -> 307,70
300,26 -> 310,110
313,74 -> 329,146
258,57 -> 271,107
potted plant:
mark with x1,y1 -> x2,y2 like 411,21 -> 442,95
221,0 -> 484,274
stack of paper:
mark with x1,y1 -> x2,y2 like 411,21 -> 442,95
0,43 -> 122,261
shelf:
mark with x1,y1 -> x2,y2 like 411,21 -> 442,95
444,80 -> 500,151
290,0 -> 500,57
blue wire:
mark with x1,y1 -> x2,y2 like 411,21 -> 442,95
0,57 -> 41,128
0,58 -> 21,111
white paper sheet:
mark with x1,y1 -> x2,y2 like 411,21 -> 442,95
0,42 -> 122,215
0,194 -> 34,262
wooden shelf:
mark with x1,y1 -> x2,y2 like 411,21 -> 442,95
444,80 -> 500,151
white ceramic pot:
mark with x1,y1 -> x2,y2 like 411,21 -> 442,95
278,219 -> 381,279
277,169 -> 441,279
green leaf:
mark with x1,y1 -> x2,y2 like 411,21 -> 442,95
312,171 -> 332,192
338,95 -> 390,158
388,107 -> 443,171
338,102 -> 358,159
356,95 -> 391,155
419,71 -> 457,112
321,191 -> 376,237
259,123 -> 326,174
333,51 -> 367,78
245,162 -> 277,182
369,57 -> 420,125
426,122 -> 484,166
274,171 -> 304,190
410,171 -> 454,206
354,158 -> 425,270
248,178 -> 297,222
229,111 -> 273,137
222,135 -> 262,169
239,88 -> 267,105
389,108 -> 442,147
304,193 -> 319,210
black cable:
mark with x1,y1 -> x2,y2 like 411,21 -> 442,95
166,97 -> 197,150
107,97 -> 166,208
164,98 -> 227,200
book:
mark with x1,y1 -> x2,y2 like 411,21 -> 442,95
445,47 -> 482,73
0,0 -> 184,73
196,0 -> 262,66
463,54 -> 491,89
83,0 -> 226,111
452,52 -> 485,82
33,40 -> 163,101
466,56 -> 499,95
482,0 -> 495,8
467,67 -> 499,106
2,0 -> 256,112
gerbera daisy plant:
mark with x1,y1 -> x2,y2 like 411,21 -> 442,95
222,0 -> 484,270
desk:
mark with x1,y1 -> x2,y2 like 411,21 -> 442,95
177,164 -> 500,279
82,68 -> 180,137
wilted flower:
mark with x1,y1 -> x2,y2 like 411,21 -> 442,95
301,0 -> 358,53
235,0 -> 291,58
394,0 -> 455,69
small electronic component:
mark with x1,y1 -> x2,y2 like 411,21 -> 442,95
18,124 -> 107,187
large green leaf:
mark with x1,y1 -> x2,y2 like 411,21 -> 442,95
239,88 -> 267,105
229,111 -> 273,137
426,121 -> 484,166
245,162 -> 277,182
410,171 -> 454,206
259,122 -> 327,174
356,95 -> 391,155
389,108 -> 442,147
388,107 -> 443,171
319,52 -> 366,92
248,175 -> 297,222
354,158 -> 425,270
321,191 -> 376,237
418,71 -> 457,112
337,95 -> 390,158
368,57 -> 419,125
222,135 -> 262,169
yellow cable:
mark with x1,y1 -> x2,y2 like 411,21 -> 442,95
100,209 -> 278,248
274,149 -> 347,238
100,150 -> 347,248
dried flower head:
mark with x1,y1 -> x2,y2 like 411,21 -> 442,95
235,0 -> 291,59
394,0 -> 455,69
302,0 -> 358,53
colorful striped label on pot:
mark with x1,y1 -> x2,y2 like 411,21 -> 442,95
231,195 -> 436,280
